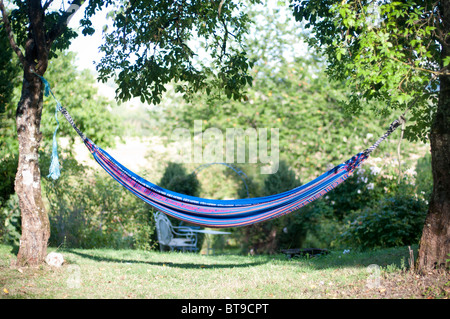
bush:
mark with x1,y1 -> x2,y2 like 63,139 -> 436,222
340,190 -> 428,250
159,162 -> 200,197
0,194 -> 21,246
0,154 -> 17,207
292,155 -> 430,250
297,198 -> 339,249
43,156 -> 156,250
237,160 -> 310,254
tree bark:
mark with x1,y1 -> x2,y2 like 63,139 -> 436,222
14,1 -> 50,266
416,0 -> 450,272
417,85 -> 450,271
14,69 -> 50,266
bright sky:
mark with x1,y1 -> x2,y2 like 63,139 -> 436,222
67,5 -> 109,73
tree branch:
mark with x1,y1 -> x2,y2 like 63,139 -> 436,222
391,56 -> 449,76
47,0 -> 85,46
42,0 -> 54,12
28,0 -> 48,63
0,0 -> 26,67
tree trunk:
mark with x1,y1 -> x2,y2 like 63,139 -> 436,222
416,0 -> 450,272
2,0 -> 82,266
14,69 -> 50,267
417,89 -> 450,272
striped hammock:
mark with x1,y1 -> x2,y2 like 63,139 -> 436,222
38,75 -> 403,228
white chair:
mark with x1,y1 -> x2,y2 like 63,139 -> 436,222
154,212 -> 198,252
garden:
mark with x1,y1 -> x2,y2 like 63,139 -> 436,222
1,0 -> 449,300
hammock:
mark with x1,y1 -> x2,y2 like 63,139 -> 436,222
37,75 -> 403,228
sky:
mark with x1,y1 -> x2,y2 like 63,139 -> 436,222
67,5 -> 110,73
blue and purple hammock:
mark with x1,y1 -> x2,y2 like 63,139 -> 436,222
38,75 -> 403,228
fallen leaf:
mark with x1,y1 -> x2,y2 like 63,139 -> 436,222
3,288 -> 9,294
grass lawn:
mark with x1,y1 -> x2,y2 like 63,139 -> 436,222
0,244 -> 448,299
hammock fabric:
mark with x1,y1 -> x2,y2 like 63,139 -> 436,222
38,75 -> 403,228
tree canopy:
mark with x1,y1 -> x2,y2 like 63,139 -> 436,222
79,0 -> 260,104
291,0 -> 447,142
147,4 -> 417,180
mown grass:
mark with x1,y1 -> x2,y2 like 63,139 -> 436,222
0,244 -> 448,299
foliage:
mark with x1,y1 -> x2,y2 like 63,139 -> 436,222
0,153 -> 17,209
324,158 -> 403,221
0,25 -> 21,207
291,0 -> 444,143
415,152 -> 433,200
0,24 -> 21,113
340,191 -> 428,250
147,5 -> 419,182
7,0 -> 78,60
302,154 -> 430,249
237,160 -> 307,254
42,154 -> 155,250
159,162 -> 201,197
194,163 -> 257,200
5,0 -> 266,111
140,4 -> 430,253
0,194 -> 21,246
75,0 -> 261,104
41,51 -> 123,150
263,160 -> 300,196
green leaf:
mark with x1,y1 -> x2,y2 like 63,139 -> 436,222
444,56 -> 450,67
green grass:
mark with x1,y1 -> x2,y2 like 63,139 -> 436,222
0,244 -> 448,299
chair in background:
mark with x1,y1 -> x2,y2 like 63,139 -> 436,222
154,211 -> 198,252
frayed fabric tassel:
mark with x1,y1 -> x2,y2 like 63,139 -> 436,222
33,71 -> 62,180
48,99 -> 62,180
48,131 -> 61,179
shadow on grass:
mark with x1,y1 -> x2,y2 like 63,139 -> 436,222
273,246 -> 415,271
64,249 -> 269,269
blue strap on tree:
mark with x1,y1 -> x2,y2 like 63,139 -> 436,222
34,73 -> 62,180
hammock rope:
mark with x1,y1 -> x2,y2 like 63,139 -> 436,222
36,75 -> 405,228
362,115 -> 405,157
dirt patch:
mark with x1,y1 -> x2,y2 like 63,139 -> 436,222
355,269 -> 449,299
